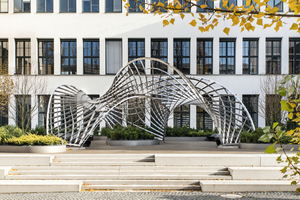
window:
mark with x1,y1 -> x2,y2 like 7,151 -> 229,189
267,0 -> 283,12
265,94 -> 281,126
0,40 -> 8,71
243,39 -> 258,74
106,39 -> 122,75
242,95 -> 258,128
14,0 -> 30,12
220,0 -> 236,9
242,0 -> 257,8
126,98 -> 145,126
174,105 -> 190,128
16,39 -> 31,75
219,95 -> 235,124
174,39 -> 190,74
151,0 -> 167,12
38,95 -> 50,128
266,39 -> 281,74
60,0 -> 76,12
177,0 -> 191,12
37,0 -> 53,12
0,97 -> 8,126
197,39 -> 213,74
83,0 -> 99,12
129,0 -> 144,12
16,95 -> 31,129
219,39 -> 235,74
197,107 -> 213,130
0,0 -> 8,12
151,39 -> 168,73
61,40 -> 77,75
106,0 -> 122,12
128,39 -> 145,74
197,0 -> 213,12
83,39 -> 99,75
289,39 -> 300,74
38,39 -> 54,75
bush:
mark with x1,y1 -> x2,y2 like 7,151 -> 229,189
0,125 -> 23,138
165,126 -> 216,137
0,134 -> 67,146
31,126 -> 47,136
105,125 -> 155,140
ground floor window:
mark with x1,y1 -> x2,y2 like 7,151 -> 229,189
174,105 -> 190,127
242,95 -> 258,128
196,107 -> 213,130
16,95 -> 31,129
38,95 -> 50,128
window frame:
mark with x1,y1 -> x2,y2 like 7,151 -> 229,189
128,0 -> 144,12
197,38 -> 213,75
61,39 -> 77,75
289,38 -> 300,74
0,39 -> 8,71
266,38 -> 281,74
174,38 -> 190,74
174,105 -> 190,128
82,0 -> 99,12
219,38 -> 235,74
0,0 -> 8,13
83,39 -> 99,75
242,95 -> 259,128
105,0 -> 122,13
242,38 -> 259,75
14,0 -> 31,13
196,106 -> 213,130
38,95 -> 50,128
60,0 -> 76,13
267,0 -> 283,12
38,39 -> 54,75
151,38 -> 168,74
105,39 -> 122,75
36,0 -> 53,13
15,39 -> 31,75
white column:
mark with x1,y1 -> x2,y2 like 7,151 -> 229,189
8,37 -> 15,75
100,38 -> 106,75
235,37 -> 242,74
145,37 -> 151,74
213,36 -> 219,74
54,37 -> 61,75
54,0 -> 60,13
259,37 -> 266,74
281,37 -> 289,75
190,105 -> 197,129
31,0 -> 36,14
100,0 -> 105,13
31,95 -> 38,128
77,0 -> 82,13
9,0 -> 14,13
77,37 -> 83,75
168,37 -> 173,74
31,37 -> 38,75
123,37 -> 128,66
190,37 -> 197,75
8,96 -> 16,126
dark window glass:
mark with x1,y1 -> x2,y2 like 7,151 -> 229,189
197,39 -> 213,74
16,39 -> 31,75
38,40 -> 54,75
197,107 -> 213,130
243,39 -> 258,74
219,95 -> 235,129
242,95 -> 258,128
177,0 -> 191,12
151,0 -> 167,12
267,0 -> 283,12
38,95 -> 50,128
174,39 -> 190,74
219,39 -> 235,74
197,0 -> 213,12
174,105 -> 190,128
106,0 -> 122,12
14,0 -> 31,12
265,94 -> 281,126
16,95 -> 31,129
37,0 -> 53,12
128,39 -> 145,74
151,39 -> 168,74
220,0 -> 236,9
83,0 -> 99,12
266,39 -> 281,74
1,0 -> 8,12
60,0 -> 76,12
126,98 -> 145,126
83,39 -> 99,75
0,40 -> 8,72
61,39 -> 77,75
106,39 -> 122,75
289,39 -> 300,74
129,0 -> 144,12
0,96 -> 8,126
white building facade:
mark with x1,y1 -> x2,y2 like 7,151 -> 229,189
0,0 -> 298,130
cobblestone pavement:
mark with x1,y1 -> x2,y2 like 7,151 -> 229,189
0,191 -> 299,200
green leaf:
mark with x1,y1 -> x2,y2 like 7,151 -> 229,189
291,181 -> 297,185
273,122 -> 279,129
276,155 -> 282,162
296,187 -> 300,193
259,133 -> 272,143
276,130 -> 285,140
281,100 -> 294,112
283,174 -> 288,178
263,126 -> 270,134
280,166 -> 288,173
265,144 -> 277,154
287,86 -> 295,97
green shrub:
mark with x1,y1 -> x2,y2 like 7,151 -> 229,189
1,134 -> 67,146
106,125 -> 155,140
31,126 -> 47,136
0,125 -> 23,138
165,126 -> 215,137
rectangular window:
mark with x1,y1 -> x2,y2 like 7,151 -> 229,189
289,38 -> 300,74
267,0 -> 283,12
126,98 -> 145,127
38,39 -> 54,75
197,0 -> 213,12
61,39 -> 77,75
219,95 -> 235,125
265,94 -> 281,126
266,38 -> 281,74
16,39 -> 31,75
129,0 -> 144,12
38,95 -> 50,128
83,0 -> 99,12
197,39 -> 213,74
14,0 -> 30,12
128,39 -> 145,74
83,39 -> 99,75
0,0 -> 8,12
177,0 -> 191,12
151,39 -> 168,73
242,95 -> 258,128
60,0 -> 76,12
197,107 -> 213,130
220,0 -> 236,9
0,96 -> 8,126
106,39 -> 122,75
0,40 -> 8,71
174,105 -> 190,128
16,95 -> 31,129
151,0 -> 167,12
174,39 -> 190,74
37,0 -> 53,12
106,0 -> 122,12
243,39 -> 258,74
219,39 -> 235,74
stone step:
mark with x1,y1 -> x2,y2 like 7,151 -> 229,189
229,167 -> 284,180
83,180 -> 199,185
5,174 -> 231,180
52,158 -> 154,162
82,185 -> 200,190
51,162 -> 156,166
54,154 -> 154,159
0,180 -> 82,193
200,180 -> 299,192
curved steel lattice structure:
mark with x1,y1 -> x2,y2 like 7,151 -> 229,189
47,58 -> 255,147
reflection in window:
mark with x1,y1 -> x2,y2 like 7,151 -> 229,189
243,39 -> 258,74
38,95 -> 50,128
83,0 -> 98,12
16,39 -> 31,75
106,0 -> 122,12
197,0 -> 213,12
266,39 -> 281,74
61,40 -> 77,75
289,39 -> 300,74
128,39 -> 145,74
37,0 -> 53,12
151,39 -> 168,74
0,40 -> 8,71
267,0 -> 283,12
197,39 -> 213,74
219,39 -> 235,74
38,40 -> 54,75
60,0 -> 76,12
174,105 -> 190,128
0,0 -> 8,12
242,95 -> 258,128
129,0 -> 144,12
174,39 -> 190,74
106,39 -> 122,74
14,0 -> 30,12
83,39 -> 99,75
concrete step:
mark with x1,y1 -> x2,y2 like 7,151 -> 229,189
50,162 -> 156,166
200,180 -> 299,192
52,158 -> 154,162
0,180 -> 82,193
229,167 -> 284,180
54,154 -> 154,159
82,184 -> 200,190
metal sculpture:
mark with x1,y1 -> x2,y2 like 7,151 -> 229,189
47,57 -> 255,147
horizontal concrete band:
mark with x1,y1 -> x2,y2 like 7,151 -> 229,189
0,155 -> 54,166
240,143 -> 299,151
164,137 -> 208,141
228,167 -> 284,180
0,145 -> 66,153
106,140 -> 160,146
